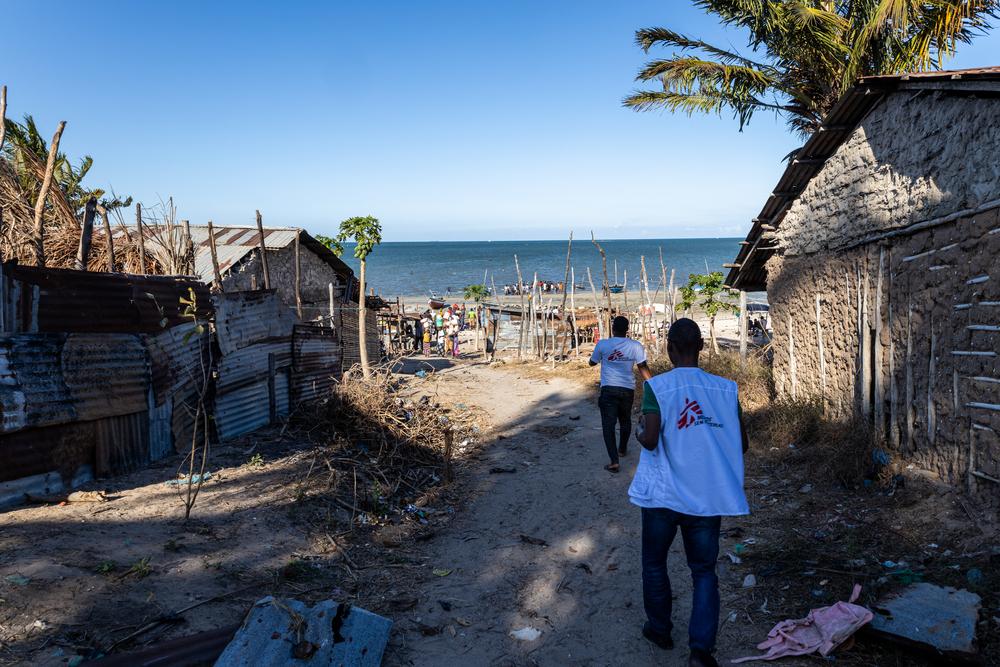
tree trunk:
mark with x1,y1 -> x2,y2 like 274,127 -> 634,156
591,232 -> 612,332
98,205 -> 115,271
32,120 -> 66,267
74,198 -> 97,270
558,231 -> 573,360
0,85 -> 7,153
709,315 -> 718,356
358,259 -> 370,379
255,210 -> 271,289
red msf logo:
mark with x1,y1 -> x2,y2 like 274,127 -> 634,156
607,349 -> 625,361
677,398 -> 703,429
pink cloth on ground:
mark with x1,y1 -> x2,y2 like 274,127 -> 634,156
731,584 -> 873,663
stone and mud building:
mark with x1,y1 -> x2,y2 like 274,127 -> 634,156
727,67 -> 1000,496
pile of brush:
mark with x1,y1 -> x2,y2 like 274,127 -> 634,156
292,368 -> 486,523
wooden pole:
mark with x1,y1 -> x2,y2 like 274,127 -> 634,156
489,272 -> 499,360
207,220 -> 223,289
514,255 -> 526,360
586,266 -> 603,339
558,231 -> 573,359
181,219 -> 193,275
623,268 -> 629,313
590,232 -> 612,331
135,202 -> 146,274
570,267 -> 579,356
293,232 -> 303,319
443,428 -> 454,483
0,85 -> 7,153
815,293 -> 825,394
788,314 -> 797,399
74,197 -> 97,270
255,209 -> 271,290
905,301 -> 913,449
328,282 -> 336,329
739,290 -> 748,366
668,268 -> 676,325
873,247 -> 885,434
98,205 -> 115,271
31,120 -> 66,267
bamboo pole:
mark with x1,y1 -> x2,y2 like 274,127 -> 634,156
255,210 -> 271,289
531,272 -> 539,358
74,198 -> 97,271
207,220 -> 223,289
135,202 -> 146,273
98,205 -> 115,271
514,255 -> 526,360
31,120 -> 66,267
668,269 -> 676,325
558,231 -> 573,360
293,232 -> 303,319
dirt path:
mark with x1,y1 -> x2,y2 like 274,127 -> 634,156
388,362 -> 765,666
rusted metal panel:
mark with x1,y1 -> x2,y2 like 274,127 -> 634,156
143,323 -> 208,407
215,379 -> 270,441
0,333 -> 148,434
148,396 -> 173,461
292,325 -> 341,404
213,290 -> 295,356
0,261 -> 212,334
94,411 -> 150,477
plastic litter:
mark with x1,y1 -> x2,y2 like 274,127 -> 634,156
732,585 -> 873,663
509,626 -> 542,642
743,574 -> 757,588
164,471 -> 212,486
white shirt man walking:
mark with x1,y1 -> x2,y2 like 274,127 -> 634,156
589,316 -> 652,473
633,318 -> 749,667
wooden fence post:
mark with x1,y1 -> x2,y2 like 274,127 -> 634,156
739,289 -> 748,366
135,202 -> 146,274
255,210 -> 271,289
32,120 -> 66,267
443,428 -> 454,483
207,220 -> 223,289
98,205 -> 115,271
294,232 -> 303,319
74,197 -> 97,270
268,352 -> 277,423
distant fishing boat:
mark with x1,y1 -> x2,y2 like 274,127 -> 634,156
609,284 -> 624,294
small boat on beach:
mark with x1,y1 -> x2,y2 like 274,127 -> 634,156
609,284 -> 624,294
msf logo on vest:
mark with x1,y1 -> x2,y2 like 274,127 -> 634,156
607,349 -> 625,361
677,398 -> 723,430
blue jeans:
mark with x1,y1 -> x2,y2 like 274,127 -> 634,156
641,507 -> 721,652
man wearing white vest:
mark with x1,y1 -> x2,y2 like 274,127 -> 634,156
632,318 -> 749,667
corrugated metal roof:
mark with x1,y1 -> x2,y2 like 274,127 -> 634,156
184,226 -> 354,287
727,67 -> 1000,291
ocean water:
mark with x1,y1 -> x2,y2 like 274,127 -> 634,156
339,238 -> 744,299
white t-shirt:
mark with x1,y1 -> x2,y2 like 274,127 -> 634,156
590,337 -> 647,389
628,367 -> 749,517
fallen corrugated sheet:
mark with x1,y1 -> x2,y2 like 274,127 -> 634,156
0,333 -> 148,434
0,260 -> 211,334
292,324 -> 341,404
213,290 -> 295,356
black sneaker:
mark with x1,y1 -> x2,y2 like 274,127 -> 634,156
641,622 -> 674,650
689,648 -> 718,667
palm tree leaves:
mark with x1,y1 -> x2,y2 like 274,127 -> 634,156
628,0 -> 998,136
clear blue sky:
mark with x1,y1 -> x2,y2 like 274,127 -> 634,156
6,2 -> 999,241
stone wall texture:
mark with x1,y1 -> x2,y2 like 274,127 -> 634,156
778,85 -> 1000,255
767,88 -> 1000,496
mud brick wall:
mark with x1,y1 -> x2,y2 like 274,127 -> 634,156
767,209 -> 1000,492
221,247 -> 349,322
777,85 -> 1000,255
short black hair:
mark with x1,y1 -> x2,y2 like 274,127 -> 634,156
612,316 -> 629,334
668,318 -> 702,356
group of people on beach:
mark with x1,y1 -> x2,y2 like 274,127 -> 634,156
590,316 -> 748,667
502,280 -> 564,295
414,305 -> 479,357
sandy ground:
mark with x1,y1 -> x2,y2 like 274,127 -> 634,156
385,362 -> 768,666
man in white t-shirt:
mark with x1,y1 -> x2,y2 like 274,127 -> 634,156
631,318 -> 749,667
589,316 -> 652,473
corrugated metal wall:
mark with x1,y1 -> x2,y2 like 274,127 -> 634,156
292,325 -> 342,403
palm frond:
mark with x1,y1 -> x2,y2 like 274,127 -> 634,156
633,27 -> 772,70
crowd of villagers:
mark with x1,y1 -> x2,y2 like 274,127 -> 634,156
411,304 -> 484,357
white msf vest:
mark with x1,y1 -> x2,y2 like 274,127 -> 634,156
628,368 -> 749,516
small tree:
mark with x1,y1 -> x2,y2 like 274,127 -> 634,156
334,216 -> 382,379
463,283 -> 488,301
678,271 -> 738,356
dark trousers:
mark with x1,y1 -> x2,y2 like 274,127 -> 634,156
598,385 -> 633,465
641,507 -> 721,652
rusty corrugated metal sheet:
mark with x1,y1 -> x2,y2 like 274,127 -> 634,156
0,333 -> 148,434
143,323 -> 208,407
0,419 -> 96,483
0,261 -> 212,334
94,411 -> 150,476
215,379 -> 271,441
213,290 -> 295,356
292,325 -> 341,403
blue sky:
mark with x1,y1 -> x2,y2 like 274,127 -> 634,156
5,2 -> 999,241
